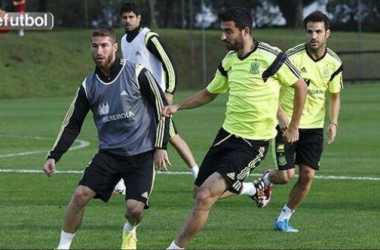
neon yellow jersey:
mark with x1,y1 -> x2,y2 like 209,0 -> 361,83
281,43 -> 343,128
207,41 -> 301,140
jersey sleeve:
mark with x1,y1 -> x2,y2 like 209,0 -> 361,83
328,64 -> 343,93
275,54 -> 301,87
47,83 -> 90,162
146,33 -> 178,94
206,62 -> 229,94
137,64 -> 170,150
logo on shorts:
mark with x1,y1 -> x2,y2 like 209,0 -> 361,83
227,172 -> 235,180
277,144 -> 285,153
278,156 -> 287,166
250,60 -> 260,75
141,192 -> 149,199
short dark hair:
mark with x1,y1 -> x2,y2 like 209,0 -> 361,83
120,2 -> 141,16
304,11 -> 330,30
92,26 -> 116,43
218,7 -> 252,30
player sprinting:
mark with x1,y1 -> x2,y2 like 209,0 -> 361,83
42,26 -> 171,249
163,7 -> 307,249
258,11 -> 343,232
113,2 -> 199,195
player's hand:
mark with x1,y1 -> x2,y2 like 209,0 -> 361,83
161,104 -> 178,117
165,93 -> 174,105
327,123 -> 337,144
43,158 -> 56,177
278,116 -> 290,132
282,126 -> 299,144
153,149 -> 171,171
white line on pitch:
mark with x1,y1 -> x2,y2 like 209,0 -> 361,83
0,135 -> 90,158
0,169 -> 379,181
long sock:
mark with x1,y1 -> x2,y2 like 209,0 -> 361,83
276,204 -> 295,222
167,240 -> 184,250
190,165 -> 199,179
57,231 -> 76,249
123,220 -> 138,233
239,182 -> 256,196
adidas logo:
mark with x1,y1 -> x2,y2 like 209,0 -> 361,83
300,67 -> 307,73
135,51 -> 141,56
141,192 -> 149,199
227,172 -> 235,180
121,90 -> 128,96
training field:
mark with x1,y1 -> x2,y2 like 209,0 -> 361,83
0,83 -> 379,249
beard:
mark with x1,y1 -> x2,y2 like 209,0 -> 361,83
93,54 -> 114,69
224,37 -> 244,51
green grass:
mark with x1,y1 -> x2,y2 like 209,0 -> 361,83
0,83 -> 380,249
1,28 -> 380,98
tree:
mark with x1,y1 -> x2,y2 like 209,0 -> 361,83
271,0 -> 316,28
146,0 -> 157,28
163,0 -> 174,28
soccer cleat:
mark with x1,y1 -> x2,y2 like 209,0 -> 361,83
121,231 -> 137,250
114,179 -> 126,195
261,170 -> 273,207
273,219 -> 299,233
250,177 -> 266,208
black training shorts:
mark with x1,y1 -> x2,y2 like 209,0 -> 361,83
79,149 -> 154,207
195,127 -> 269,193
274,126 -> 324,171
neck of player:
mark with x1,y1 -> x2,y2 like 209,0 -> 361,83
238,38 -> 256,58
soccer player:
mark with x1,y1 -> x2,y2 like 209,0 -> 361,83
162,7 -> 307,249
113,2 -> 199,195
259,11 -> 343,233
42,26 -> 170,249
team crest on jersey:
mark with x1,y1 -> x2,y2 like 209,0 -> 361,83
98,103 -> 109,116
322,65 -> 330,78
250,60 -> 260,75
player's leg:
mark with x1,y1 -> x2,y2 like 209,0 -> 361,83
169,172 -> 228,249
274,128 -> 323,233
287,164 -> 315,210
121,151 -> 155,250
169,119 -> 199,179
58,185 -> 96,249
58,150 -> 120,249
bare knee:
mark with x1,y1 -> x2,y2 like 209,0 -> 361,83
125,201 -> 144,223
71,186 -> 94,207
194,187 -> 214,211
270,169 -> 295,184
297,165 -> 315,187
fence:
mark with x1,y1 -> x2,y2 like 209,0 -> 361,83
337,50 -> 380,83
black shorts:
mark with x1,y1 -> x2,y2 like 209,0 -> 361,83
274,126 -> 323,171
79,149 -> 154,207
195,128 -> 269,194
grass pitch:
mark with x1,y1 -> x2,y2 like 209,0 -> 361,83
0,83 -> 380,249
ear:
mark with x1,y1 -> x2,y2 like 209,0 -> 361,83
114,42 -> 118,53
137,14 -> 142,23
242,26 -> 250,38
326,29 -> 331,39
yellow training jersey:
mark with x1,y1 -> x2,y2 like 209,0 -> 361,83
207,41 -> 301,140
281,43 -> 343,128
